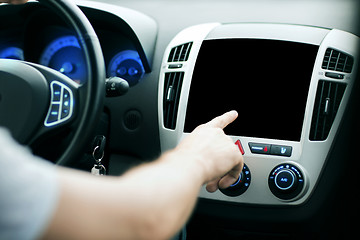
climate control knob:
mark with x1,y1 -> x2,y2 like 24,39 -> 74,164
268,163 -> 304,200
274,169 -> 297,190
220,163 -> 251,197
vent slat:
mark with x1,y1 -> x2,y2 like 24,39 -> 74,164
163,72 -> 184,129
312,81 -> 325,139
322,48 -> 354,73
310,80 -> 346,141
168,42 -> 193,62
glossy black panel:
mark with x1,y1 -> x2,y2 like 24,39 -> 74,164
184,39 -> 318,141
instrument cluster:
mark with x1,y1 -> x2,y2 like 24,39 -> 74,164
0,17 -> 145,87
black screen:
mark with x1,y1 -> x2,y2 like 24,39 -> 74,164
184,39 -> 318,141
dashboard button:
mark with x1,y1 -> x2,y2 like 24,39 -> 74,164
248,142 -> 271,154
270,145 -> 292,157
325,72 -> 344,79
235,139 -> 245,155
168,63 -> 183,69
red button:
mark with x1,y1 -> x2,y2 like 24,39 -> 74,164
235,140 -> 245,155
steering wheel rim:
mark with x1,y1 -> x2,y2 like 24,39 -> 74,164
37,0 -> 105,166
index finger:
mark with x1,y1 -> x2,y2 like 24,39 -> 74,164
204,110 -> 238,129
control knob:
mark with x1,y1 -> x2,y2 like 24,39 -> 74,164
220,163 -> 251,197
268,163 -> 305,200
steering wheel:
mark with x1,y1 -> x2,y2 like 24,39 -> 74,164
0,0 -> 105,166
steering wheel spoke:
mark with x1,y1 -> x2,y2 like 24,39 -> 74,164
0,59 -> 78,145
25,61 -> 80,128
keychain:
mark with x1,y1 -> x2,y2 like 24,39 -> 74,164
91,136 -> 106,176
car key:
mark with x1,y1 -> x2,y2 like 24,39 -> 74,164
91,141 -> 106,176
91,163 -> 106,175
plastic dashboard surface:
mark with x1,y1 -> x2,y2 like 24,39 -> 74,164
158,23 -> 359,205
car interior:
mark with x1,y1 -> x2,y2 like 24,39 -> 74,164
0,0 -> 359,239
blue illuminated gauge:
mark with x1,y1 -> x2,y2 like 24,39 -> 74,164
40,35 -> 86,84
107,50 -> 145,87
0,47 -> 24,60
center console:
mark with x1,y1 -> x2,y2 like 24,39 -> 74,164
158,23 -> 359,205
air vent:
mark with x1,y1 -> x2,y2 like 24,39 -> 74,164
168,42 -> 193,62
322,48 -> 354,73
163,72 -> 184,129
310,80 -> 346,141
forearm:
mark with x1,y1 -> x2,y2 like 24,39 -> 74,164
43,149 -> 206,240
118,149 -> 206,239
42,111 -> 242,240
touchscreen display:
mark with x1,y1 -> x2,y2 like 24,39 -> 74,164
184,39 -> 318,141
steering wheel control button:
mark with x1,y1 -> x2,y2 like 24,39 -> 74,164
270,145 -> 292,157
45,81 -> 74,127
248,142 -> 271,155
220,163 -> 251,197
47,104 -> 60,124
235,139 -> 245,155
52,84 -> 61,101
249,143 -> 292,157
268,163 -> 305,200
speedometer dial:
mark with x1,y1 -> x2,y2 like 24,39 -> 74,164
0,47 -> 24,60
107,50 -> 145,87
40,35 -> 87,84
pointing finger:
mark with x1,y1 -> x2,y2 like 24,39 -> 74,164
204,110 -> 238,129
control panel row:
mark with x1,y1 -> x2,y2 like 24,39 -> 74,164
221,140 -> 305,201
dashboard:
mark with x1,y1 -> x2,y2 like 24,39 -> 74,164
159,23 -> 359,206
0,2 -> 153,86
1,0 -> 359,239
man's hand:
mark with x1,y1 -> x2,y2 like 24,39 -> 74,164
176,110 -> 244,193
40,111 -> 244,240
